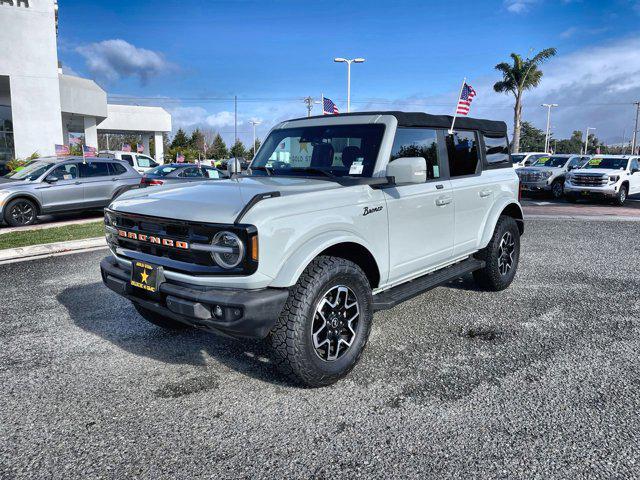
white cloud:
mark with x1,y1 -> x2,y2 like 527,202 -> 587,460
205,111 -> 238,128
76,39 -> 174,85
504,0 -> 538,13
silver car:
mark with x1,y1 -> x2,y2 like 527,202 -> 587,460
0,156 -> 140,227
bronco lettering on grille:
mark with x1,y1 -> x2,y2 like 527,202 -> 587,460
118,230 -> 189,249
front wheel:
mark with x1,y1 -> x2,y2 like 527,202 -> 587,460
4,198 -> 38,227
473,215 -> 521,291
269,256 -> 373,387
615,184 -> 628,206
551,179 -> 564,199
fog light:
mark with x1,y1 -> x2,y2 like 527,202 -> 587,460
213,305 -> 224,318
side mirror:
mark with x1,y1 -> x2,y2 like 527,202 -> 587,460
567,165 -> 574,171
632,168 -> 640,174
227,158 -> 242,176
45,175 -> 59,183
386,157 -> 427,185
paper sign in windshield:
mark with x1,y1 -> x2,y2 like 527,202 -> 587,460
349,158 -> 364,175
589,158 -> 602,166
536,157 -> 550,164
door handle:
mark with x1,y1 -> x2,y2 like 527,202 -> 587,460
435,196 -> 452,206
479,189 -> 492,198
112,178 -> 119,181
435,184 -> 444,190
74,181 -> 82,185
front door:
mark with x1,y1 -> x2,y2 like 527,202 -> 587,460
384,127 -> 454,285
38,162 -> 84,212
629,158 -> 640,194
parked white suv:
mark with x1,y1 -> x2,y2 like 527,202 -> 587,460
98,150 -> 159,174
511,152 -> 547,168
516,154 -> 590,199
565,155 -> 640,206
100,112 -> 524,386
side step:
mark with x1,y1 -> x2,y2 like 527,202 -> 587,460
372,258 -> 485,311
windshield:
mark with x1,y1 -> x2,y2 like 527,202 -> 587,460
147,165 -> 178,176
4,160 -> 56,181
250,124 -> 385,178
511,154 -> 525,163
533,156 -> 567,168
583,157 -> 628,170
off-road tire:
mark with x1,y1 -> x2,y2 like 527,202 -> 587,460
551,179 -> 564,200
473,215 -> 520,291
4,198 -> 38,227
269,256 -> 373,387
615,184 -> 628,206
134,304 -> 190,330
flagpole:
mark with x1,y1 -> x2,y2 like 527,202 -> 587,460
449,77 -> 466,134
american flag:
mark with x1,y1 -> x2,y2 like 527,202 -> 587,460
69,135 -> 82,145
456,83 -> 477,116
82,145 -> 97,158
122,143 -> 132,152
55,144 -> 70,157
176,152 -> 185,163
323,97 -> 339,115
136,143 -> 144,153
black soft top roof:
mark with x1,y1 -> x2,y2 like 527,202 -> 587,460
291,111 -> 507,135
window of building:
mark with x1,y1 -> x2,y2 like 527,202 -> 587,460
445,131 -> 480,177
389,128 -> 440,179
80,162 -> 110,178
483,134 -> 510,165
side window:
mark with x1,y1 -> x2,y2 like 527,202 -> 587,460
121,154 -> 134,166
631,159 -> 639,171
179,167 -> 203,178
202,167 -> 221,179
49,163 -> 79,181
136,155 -> 155,168
109,162 -> 128,175
445,131 -> 480,177
483,134 -> 510,166
80,162 -> 110,178
389,128 -> 440,180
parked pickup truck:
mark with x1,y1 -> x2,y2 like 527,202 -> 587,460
565,155 -> 640,206
515,154 -> 590,199
100,111 -> 524,386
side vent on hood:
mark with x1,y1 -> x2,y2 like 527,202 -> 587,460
234,191 -> 281,225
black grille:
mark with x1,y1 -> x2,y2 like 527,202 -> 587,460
105,210 -> 258,276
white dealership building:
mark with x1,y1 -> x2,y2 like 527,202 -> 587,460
0,0 -> 171,164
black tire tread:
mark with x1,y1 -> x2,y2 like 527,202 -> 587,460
473,215 -> 520,291
4,198 -> 38,227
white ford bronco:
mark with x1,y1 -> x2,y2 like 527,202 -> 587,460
101,111 -> 524,386
564,155 -> 640,206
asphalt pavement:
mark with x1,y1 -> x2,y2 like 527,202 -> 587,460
1,217 -> 639,479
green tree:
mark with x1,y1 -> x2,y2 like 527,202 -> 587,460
171,128 -> 190,149
207,133 -> 228,159
519,121 -> 546,152
554,131 -> 583,154
493,48 -> 557,153
190,128 -> 205,152
246,138 -> 261,160
230,139 -> 246,159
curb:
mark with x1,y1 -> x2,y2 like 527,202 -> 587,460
0,237 -> 107,264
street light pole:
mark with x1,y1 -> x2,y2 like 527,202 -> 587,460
541,103 -> 558,153
584,127 -> 595,155
249,120 -> 261,158
632,101 -> 640,155
334,57 -> 365,113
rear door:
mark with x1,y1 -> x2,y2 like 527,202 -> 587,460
80,161 -> 113,207
447,130 -> 494,257
383,128 -> 454,284
39,162 -> 84,211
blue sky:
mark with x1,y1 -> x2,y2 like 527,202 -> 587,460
58,0 -> 640,146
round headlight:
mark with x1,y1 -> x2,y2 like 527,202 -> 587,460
212,231 -> 245,269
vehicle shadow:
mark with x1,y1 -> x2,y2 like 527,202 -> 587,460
57,282 -> 294,386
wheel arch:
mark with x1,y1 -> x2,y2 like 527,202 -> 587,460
4,193 -> 42,215
479,200 -> 524,248
270,233 -> 383,289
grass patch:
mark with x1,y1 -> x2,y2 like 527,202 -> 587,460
0,221 -> 104,250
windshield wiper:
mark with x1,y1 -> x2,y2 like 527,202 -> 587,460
250,165 -> 273,176
290,167 -> 336,179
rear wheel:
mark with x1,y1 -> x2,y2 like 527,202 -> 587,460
473,215 -> 520,291
133,304 -> 190,330
615,184 -> 628,206
4,198 -> 37,227
269,256 -> 373,387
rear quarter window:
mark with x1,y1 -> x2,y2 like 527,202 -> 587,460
483,134 -> 510,167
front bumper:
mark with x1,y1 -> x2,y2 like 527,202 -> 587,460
564,184 -> 617,197
520,180 -> 551,192
100,256 -> 289,338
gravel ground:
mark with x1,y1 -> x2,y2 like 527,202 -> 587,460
1,218 -> 639,479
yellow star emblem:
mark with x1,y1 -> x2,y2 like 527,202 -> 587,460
140,269 -> 149,284
299,142 -> 309,153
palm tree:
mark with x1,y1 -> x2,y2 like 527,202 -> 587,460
494,48 -> 557,153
